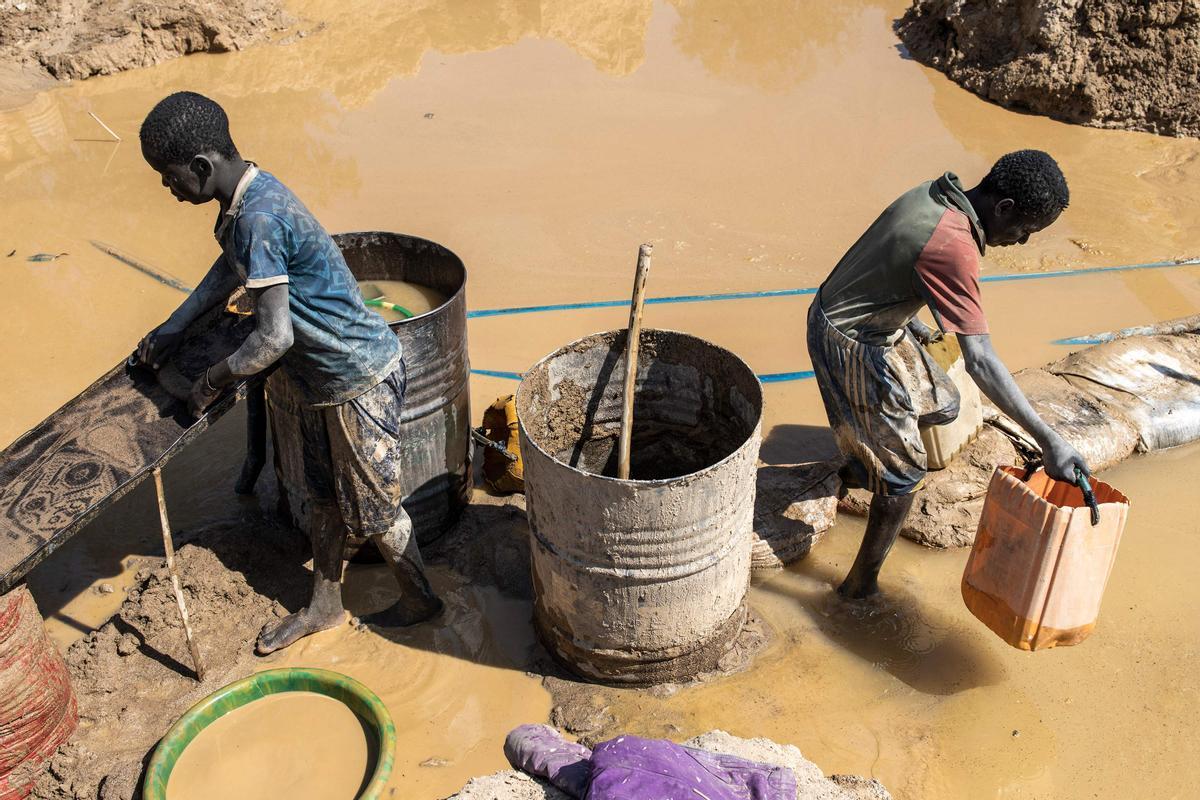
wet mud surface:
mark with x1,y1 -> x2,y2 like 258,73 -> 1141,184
32,489 -> 555,800
3,0 -> 1200,797
22,428 -> 1200,800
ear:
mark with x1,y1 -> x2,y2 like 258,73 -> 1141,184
993,197 -> 1016,219
190,154 -> 214,182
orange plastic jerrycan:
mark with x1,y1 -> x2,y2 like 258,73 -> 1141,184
962,465 -> 1130,651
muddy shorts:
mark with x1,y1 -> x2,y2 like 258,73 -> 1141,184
806,300 -> 958,496
294,365 -> 407,537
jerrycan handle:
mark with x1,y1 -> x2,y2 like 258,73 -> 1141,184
1021,459 -> 1042,482
1019,460 -> 1101,526
1075,467 -> 1101,527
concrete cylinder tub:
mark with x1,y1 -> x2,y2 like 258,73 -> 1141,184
268,232 -> 471,547
517,329 -> 763,685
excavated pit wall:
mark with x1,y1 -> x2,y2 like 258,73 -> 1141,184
897,0 -> 1200,138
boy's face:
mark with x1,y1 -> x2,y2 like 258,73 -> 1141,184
985,199 -> 1061,247
145,151 -> 215,205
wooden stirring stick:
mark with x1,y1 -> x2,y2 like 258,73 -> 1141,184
153,469 -> 207,682
618,244 -> 653,480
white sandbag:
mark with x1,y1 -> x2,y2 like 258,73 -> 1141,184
1007,367 -> 1140,472
1050,333 -> 1200,452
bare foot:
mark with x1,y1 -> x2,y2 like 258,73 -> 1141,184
359,593 -> 444,629
256,607 -> 346,655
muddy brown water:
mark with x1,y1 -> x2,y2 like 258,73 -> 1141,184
358,279 -> 448,322
167,692 -> 371,800
3,0 -> 1199,798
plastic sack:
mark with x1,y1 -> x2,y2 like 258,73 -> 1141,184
1050,332 -> 1200,452
0,586 -> 78,799
1009,367 -> 1139,472
482,395 -> 524,494
962,467 -> 1130,651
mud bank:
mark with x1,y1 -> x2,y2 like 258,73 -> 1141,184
0,0 -> 289,105
30,514 -> 309,800
450,730 -> 891,800
896,0 -> 1200,138
30,487 -> 771,799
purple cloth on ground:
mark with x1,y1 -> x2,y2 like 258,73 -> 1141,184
504,726 -> 798,800
505,724 -> 593,797
587,735 -> 798,800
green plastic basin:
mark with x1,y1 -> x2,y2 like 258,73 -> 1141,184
143,667 -> 395,800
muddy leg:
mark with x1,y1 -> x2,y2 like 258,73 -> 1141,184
838,492 -> 916,599
257,505 -> 348,654
359,506 -> 443,627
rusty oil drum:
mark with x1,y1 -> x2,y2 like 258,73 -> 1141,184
268,232 -> 470,547
517,329 -> 762,685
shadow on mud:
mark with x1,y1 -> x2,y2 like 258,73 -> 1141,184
759,423 -> 841,465
759,561 -> 1006,696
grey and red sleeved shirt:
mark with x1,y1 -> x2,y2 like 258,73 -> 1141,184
818,172 -> 988,346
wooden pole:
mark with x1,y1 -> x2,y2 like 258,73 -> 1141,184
87,111 -> 122,142
90,240 -> 193,294
617,244 -> 653,480
153,469 -> 207,682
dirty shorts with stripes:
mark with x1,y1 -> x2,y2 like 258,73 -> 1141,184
807,300 -> 955,496
294,364 -> 410,537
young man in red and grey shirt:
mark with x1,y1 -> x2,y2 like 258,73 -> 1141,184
808,150 -> 1091,599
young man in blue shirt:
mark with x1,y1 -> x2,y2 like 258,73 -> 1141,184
134,92 -> 443,654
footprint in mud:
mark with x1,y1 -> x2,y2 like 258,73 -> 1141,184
343,565 -> 538,671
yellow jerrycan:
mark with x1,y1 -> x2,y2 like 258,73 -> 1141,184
962,465 -> 1130,651
480,395 -> 524,493
920,336 -> 984,469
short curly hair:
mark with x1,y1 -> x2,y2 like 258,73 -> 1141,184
980,150 -> 1069,221
140,91 -> 237,166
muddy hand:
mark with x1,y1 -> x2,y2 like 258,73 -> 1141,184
906,317 -> 943,346
135,324 -> 184,370
1041,434 -> 1089,483
188,368 -> 222,417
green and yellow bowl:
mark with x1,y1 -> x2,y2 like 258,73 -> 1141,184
143,668 -> 395,800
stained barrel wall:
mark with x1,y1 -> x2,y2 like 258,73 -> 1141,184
269,232 -> 470,547
517,329 -> 762,685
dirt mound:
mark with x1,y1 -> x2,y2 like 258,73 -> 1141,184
752,461 -> 841,574
896,0 -> 1200,138
0,0 -> 289,99
31,515 -> 310,800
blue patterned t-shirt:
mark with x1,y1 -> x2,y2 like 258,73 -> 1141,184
215,167 -> 400,407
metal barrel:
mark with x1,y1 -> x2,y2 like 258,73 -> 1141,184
517,329 -> 762,685
268,232 -> 470,547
